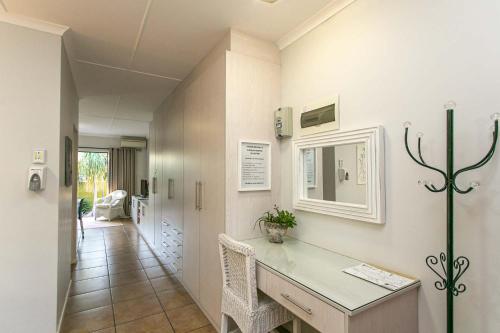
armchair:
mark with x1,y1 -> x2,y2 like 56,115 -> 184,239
95,190 -> 127,221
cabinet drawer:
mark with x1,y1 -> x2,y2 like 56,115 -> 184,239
161,220 -> 170,232
266,270 -> 345,333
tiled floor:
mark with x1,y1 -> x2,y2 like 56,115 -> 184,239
62,220 -> 216,333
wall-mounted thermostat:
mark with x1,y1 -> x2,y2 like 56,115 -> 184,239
300,96 -> 339,136
274,107 -> 293,139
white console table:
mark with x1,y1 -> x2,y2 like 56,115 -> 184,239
244,237 -> 420,333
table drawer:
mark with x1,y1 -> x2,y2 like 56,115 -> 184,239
266,269 -> 345,333
256,265 -> 268,293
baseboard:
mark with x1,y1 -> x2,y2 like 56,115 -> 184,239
56,279 -> 72,333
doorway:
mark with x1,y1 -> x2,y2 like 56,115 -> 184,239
77,150 -> 109,217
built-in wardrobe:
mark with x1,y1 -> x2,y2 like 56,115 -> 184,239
144,30 -> 281,328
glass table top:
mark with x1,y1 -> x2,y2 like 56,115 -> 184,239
244,236 -> 420,313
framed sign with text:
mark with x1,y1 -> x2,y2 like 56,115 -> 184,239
238,140 -> 271,191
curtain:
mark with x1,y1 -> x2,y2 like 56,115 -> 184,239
108,148 -> 136,216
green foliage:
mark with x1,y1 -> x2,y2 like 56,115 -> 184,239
78,152 -> 108,191
80,199 -> 92,216
254,205 -> 297,231
274,205 -> 297,229
78,152 -> 109,210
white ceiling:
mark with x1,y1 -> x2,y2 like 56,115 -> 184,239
3,0 -> 333,137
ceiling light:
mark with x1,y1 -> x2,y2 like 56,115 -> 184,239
260,0 -> 280,3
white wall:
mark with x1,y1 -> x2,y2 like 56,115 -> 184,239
225,31 -> 282,240
280,1 -> 500,332
57,45 -> 79,324
78,135 -> 149,195
0,19 -> 75,333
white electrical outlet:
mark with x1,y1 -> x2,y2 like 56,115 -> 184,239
33,149 -> 46,164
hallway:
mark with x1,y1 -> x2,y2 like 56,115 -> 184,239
62,220 -> 215,333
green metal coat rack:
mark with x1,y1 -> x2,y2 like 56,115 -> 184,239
403,102 -> 498,333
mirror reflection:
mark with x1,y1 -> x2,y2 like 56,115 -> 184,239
302,143 -> 367,205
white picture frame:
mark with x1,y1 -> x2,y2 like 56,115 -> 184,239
292,126 -> 385,224
238,140 -> 271,191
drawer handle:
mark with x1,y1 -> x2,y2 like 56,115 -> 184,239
281,293 -> 313,315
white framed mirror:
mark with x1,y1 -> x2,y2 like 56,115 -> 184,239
293,126 -> 385,224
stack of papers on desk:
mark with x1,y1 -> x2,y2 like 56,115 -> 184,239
343,263 -> 416,291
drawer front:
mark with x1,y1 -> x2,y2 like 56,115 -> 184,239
256,265 -> 268,293
266,270 -> 345,333
161,220 -> 170,233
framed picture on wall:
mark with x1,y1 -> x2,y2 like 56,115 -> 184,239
357,143 -> 367,185
65,136 -> 72,187
238,140 -> 271,191
303,148 -> 316,188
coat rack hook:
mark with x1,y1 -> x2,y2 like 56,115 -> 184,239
403,102 -> 498,333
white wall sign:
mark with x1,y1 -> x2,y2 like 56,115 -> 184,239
357,143 -> 367,185
238,141 -> 271,191
303,148 -> 316,188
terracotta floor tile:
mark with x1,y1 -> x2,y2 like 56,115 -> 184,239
133,243 -> 152,253
93,328 -> 115,333
115,313 -> 174,333
107,254 -> 139,265
113,295 -> 163,325
66,289 -> 111,314
150,276 -> 181,293
76,258 -> 108,270
80,232 -> 104,239
109,269 -> 148,287
136,250 -> 156,260
77,250 -> 107,260
70,276 -> 110,296
106,247 -> 137,256
111,280 -> 155,303
79,242 -> 107,251
166,304 -> 210,333
61,305 -> 114,333
140,257 -> 162,268
72,266 -> 109,281
80,239 -> 106,247
108,260 -> 143,274
189,325 -> 217,333
105,240 -> 132,248
157,288 -> 193,310
144,265 -> 171,279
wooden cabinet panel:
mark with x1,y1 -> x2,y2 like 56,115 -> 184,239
182,77 -> 202,299
153,110 -> 163,249
198,54 -> 226,327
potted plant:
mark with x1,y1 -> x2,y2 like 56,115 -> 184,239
255,205 -> 297,243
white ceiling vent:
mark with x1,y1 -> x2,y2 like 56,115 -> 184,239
120,137 -> 147,149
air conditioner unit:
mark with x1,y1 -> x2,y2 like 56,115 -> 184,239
120,137 -> 147,149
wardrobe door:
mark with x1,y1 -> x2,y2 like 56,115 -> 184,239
146,117 -> 156,242
198,54 -> 226,327
182,78 -> 201,299
153,109 -> 164,249
166,94 -> 184,232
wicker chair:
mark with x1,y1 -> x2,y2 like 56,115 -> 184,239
94,190 -> 127,221
218,234 -> 300,333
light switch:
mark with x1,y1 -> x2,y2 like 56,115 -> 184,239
33,150 -> 46,164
